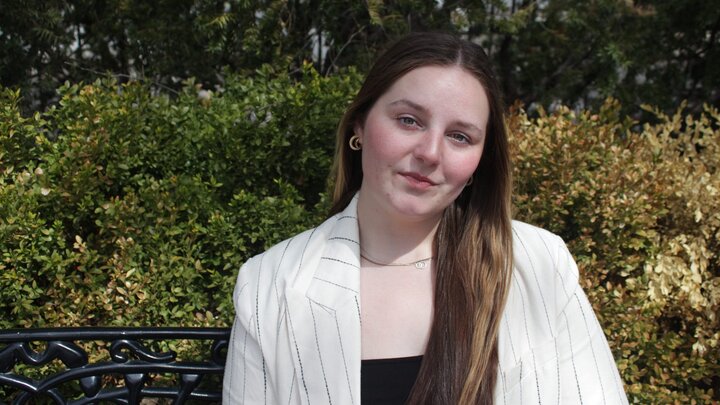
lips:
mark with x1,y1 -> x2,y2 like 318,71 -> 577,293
400,171 -> 436,189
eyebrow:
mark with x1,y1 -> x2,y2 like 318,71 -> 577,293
387,98 -> 484,134
388,99 -> 428,114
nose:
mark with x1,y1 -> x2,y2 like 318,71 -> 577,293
412,130 -> 441,165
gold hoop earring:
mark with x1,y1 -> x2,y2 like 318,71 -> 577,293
349,134 -> 362,151
465,176 -> 473,186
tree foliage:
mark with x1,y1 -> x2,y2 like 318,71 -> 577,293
1,0 -> 718,115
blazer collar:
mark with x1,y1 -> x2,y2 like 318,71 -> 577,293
283,195 -> 362,405
294,193 -> 361,310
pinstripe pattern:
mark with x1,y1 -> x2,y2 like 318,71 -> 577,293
272,238 -> 293,321
565,309 -> 584,404
320,256 -> 358,269
223,196 -> 629,404
576,293 -> 607,405
313,276 -> 358,293
532,350 -> 541,404
241,324 -> 249,403
287,370 -> 296,405
554,340 -> 561,404
354,296 -> 361,326
501,369 -> 508,405
286,301 -> 310,404
333,312 -> 355,405
308,299 -> 333,404
252,253 -> 268,404
504,316 -> 519,363
519,361 -> 524,404
514,228 -> 554,335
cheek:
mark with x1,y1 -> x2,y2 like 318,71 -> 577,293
447,152 -> 483,184
363,118 -> 391,149
362,123 -> 405,168
360,137 -> 392,181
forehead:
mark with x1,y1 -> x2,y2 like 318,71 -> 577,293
376,65 -> 490,125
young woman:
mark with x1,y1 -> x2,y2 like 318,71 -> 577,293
222,32 -> 628,405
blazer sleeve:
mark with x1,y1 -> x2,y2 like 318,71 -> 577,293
499,226 -> 629,404
553,237 -> 628,405
222,258 -> 279,404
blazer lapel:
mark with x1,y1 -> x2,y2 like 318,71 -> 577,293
284,196 -> 362,405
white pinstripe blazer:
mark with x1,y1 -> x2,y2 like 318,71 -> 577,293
222,196 -> 629,404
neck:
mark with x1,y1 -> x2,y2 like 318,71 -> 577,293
356,191 -> 439,264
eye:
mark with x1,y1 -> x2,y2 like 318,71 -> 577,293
398,116 -> 420,127
447,132 -> 471,144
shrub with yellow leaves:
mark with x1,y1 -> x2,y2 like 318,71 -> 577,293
510,100 -> 719,402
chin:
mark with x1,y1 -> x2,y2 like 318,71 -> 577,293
389,197 -> 445,221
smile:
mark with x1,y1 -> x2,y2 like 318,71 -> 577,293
400,172 -> 436,189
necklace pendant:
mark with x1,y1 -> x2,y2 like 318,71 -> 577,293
414,260 -> 427,270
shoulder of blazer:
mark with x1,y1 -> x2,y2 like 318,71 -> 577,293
511,220 -> 564,251
510,219 -> 582,315
511,219 -> 578,279
507,220 -> 582,333
232,198 -> 359,323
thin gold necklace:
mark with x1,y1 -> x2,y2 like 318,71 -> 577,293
360,251 -> 434,269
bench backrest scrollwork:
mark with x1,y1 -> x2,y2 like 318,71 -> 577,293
0,327 -> 231,404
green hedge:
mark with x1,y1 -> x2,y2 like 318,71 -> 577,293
0,64 -> 361,329
1,70 -> 718,403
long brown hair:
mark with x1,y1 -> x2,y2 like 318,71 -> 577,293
330,32 -> 513,404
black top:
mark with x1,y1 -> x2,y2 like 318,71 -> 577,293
361,355 -> 423,405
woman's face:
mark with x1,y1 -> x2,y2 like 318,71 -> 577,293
355,65 -> 489,223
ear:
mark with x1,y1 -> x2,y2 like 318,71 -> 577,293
353,121 -> 364,140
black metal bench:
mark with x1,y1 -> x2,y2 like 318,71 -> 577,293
0,327 -> 231,404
